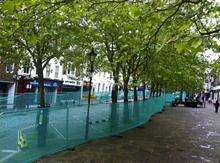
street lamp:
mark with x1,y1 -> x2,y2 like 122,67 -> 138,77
85,48 -> 97,140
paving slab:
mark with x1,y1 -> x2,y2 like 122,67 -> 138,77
37,104 -> 220,163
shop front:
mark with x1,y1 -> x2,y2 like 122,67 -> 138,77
0,80 -> 16,109
62,80 -> 81,92
17,77 -> 63,94
210,85 -> 220,102
0,80 -> 15,96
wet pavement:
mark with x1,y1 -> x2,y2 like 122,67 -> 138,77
37,104 -> 220,163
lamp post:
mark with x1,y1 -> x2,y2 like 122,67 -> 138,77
85,49 -> 97,140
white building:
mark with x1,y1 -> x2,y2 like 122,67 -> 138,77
17,58 -> 114,94
92,72 -> 114,93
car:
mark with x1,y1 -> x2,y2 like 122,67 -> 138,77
184,98 -> 203,108
171,98 -> 183,107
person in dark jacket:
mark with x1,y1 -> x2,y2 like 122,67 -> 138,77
214,100 -> 220,113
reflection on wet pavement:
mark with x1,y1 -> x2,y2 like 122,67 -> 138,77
38,104 -> 220,163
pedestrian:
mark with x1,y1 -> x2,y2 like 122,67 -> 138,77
208,97 -> 212,104
202,95 -> 205,108
214,100 -> 220,113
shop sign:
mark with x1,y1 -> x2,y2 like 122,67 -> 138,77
63,80 -> 76,86
30,80 -> 59,87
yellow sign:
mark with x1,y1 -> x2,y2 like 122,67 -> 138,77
17,130 -> 27,149
82,94 -> 96,100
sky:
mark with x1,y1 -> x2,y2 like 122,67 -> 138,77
203,38 -> 220,63
203,49 -> 220,62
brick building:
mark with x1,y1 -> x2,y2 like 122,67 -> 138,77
0,60 -> 17,108
0,61 -> 17,96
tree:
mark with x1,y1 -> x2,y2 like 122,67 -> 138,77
0,1 -> 71,107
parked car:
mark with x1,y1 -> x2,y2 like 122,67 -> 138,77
171,98 -> 183,107
184,98 -> 202,108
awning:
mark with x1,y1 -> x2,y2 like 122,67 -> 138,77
0,80 -> 14,84
62,85 -> 80,89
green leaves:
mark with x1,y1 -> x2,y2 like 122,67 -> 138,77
176,42 -> 188,53
2,1 -> 15,13
0,0 -> 215,94
191,39 -> 202,49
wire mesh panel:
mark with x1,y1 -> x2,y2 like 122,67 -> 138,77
0,93 -> 174,162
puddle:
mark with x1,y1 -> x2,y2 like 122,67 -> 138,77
200,144 -> 214,150
192,123 -> 202,130
191,155 -> 211,162
204,120 -> 213,127
206,131 -> 220,139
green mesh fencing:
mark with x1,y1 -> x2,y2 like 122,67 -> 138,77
0,92 -> 83,112
0,93 -> 174,163
0,90 -> 150,113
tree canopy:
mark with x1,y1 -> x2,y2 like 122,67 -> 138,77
1,0 -> 219,104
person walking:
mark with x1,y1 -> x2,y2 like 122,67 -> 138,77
208,97 -> 212,104
214,100 -> 219,113
202,95 -> 205,108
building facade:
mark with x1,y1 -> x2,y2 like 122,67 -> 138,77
16,59 -> 77,93
203,70 -> 220,103
208,75 -> 220,102
16,58 -> 114,94
0,61 -> 16,97
0,61 -> 17,108
92,72 -> 114,93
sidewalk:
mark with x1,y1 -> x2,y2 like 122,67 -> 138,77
37,104 -> 220,163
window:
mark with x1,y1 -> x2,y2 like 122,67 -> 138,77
54,59 -> 58,64
46,66 -> 50,78
5,65 -> 14,73
66,64 -> 74,75
63,64 -> 73,75
62,66 -> 66,75
67,68 -> 71,74
23,65 -> 30,74
75,69 -> 80,78
55,66 -> 59,78
98,83 -> 100,92
102,83 -> 105,91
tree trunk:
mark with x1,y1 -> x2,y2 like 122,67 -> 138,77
37,65 -> 46,107
36,63 -> 48,147
111,68 -> 120,104
124,81 -> 129,103
134,86 -> 138,101
180,90 -> 183,102
36,108 -> 49,147
150,83 -> 155,97
159,85 -> 162,96
132,76 -> 138,102
112,84 -> 118,103
143,83 -> 146,100
155,84 -> 159,97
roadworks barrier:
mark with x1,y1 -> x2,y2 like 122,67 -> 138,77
0,93 -> 174,162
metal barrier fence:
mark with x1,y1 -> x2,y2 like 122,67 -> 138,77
0,93 -> 174,162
